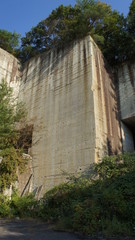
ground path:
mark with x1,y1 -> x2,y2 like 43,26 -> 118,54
0,219 -> 88,240
0,219 -> 134,240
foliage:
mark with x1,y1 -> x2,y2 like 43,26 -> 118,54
0,29 -> 20,56
20,5 -> 81,61
0,147 -> 28,191
0,79 -> 26,192
0,152 -> 135,237
20,2 -> 112,61
94,152 -> 135,180
19,0 -> 135,65
37,153 -> 135,237
1,1 -> 135,65
10,190 -> 37,218
128,0 -> 135,36
0,79 -> 25,150
0,191 -> 37,218
0,194 -> 11,217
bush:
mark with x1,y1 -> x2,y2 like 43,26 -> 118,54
38,153 -> 135,237
0,148 -> 28,191
0,153 -> 135,238
94,152 -> 135,179
0,191 -> 38,218
0,194 -> 11,217
10,191 -> 37,218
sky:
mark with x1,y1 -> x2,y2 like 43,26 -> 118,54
0,0 -> 132,37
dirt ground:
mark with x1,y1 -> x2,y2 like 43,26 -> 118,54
0,219 -> 134,240
0,219 -> 88,240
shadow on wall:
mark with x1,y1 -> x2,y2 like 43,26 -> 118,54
22,37 -> 84,84
17,124 -> 33,154
106,138 -> 121,156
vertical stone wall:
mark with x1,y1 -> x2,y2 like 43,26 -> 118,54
0,48 -> 21,97
0,37 -> 124,195
19,36 -> 96,193
118,63 -> 135,120
19,36 -> 121,194
118,63 -> 135,152
121,122 -> 134,152
92,41 -> 122,158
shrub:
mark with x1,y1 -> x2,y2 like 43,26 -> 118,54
39,153 -> 135,237
0,194 -> 11,217
10,191 -> 37,218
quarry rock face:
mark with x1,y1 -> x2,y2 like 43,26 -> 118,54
118,63 -> 135,152
0,48 -> 21,97
0,36 -> 134,195
18,36 -> 121,194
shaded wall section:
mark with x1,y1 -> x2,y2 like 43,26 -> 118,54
19,36 -> 121,194
118,63 -> 135,152
92,42 -> 122,158
118,63 -> 135,120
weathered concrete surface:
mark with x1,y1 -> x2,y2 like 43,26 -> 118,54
17,158 -> 33,196
118,63 -> 135,120
0,37 -> 125,195
19,36 -> 121,194
92,42 -> 121,158
0,48 -> 21,98
118,63 -> 135,152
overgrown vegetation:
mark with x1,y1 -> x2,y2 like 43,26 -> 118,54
0,79 -> 27,192
1,0 -> 135,65
0,153 -> 135,237
0,191 -> 37,218
0,30 -> 20,57
37,153 -> 135,237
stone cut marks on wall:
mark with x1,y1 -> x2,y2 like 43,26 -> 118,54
19,37 -> 96,192
19,36 -> 121,194
1,36 -> 131,194
92,41 -> 121,159
118,63 -> 135,120
118,63 -> 135,152
0,48 -> 21,98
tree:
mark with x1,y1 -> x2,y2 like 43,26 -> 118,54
76,0 -> 112,38
76,0 -> 130,64
0,79 -> 26,192
122,0 -> 135,61
20,5 -> 81,61
20,22 -> 51,61
0,30 -> 20,56
0,79 -> 25,149
46,5 -> 81,44
20,0 -> 135,65
128,0 -> 135,35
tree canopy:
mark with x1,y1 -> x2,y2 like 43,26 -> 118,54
0,30 -> 20,56
1,0 -> 135,65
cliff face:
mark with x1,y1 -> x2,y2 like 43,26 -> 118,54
118,63 -> 135,152
18,36 -> 121,194
0,48 -> 21,98
0,36 -> 134,195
